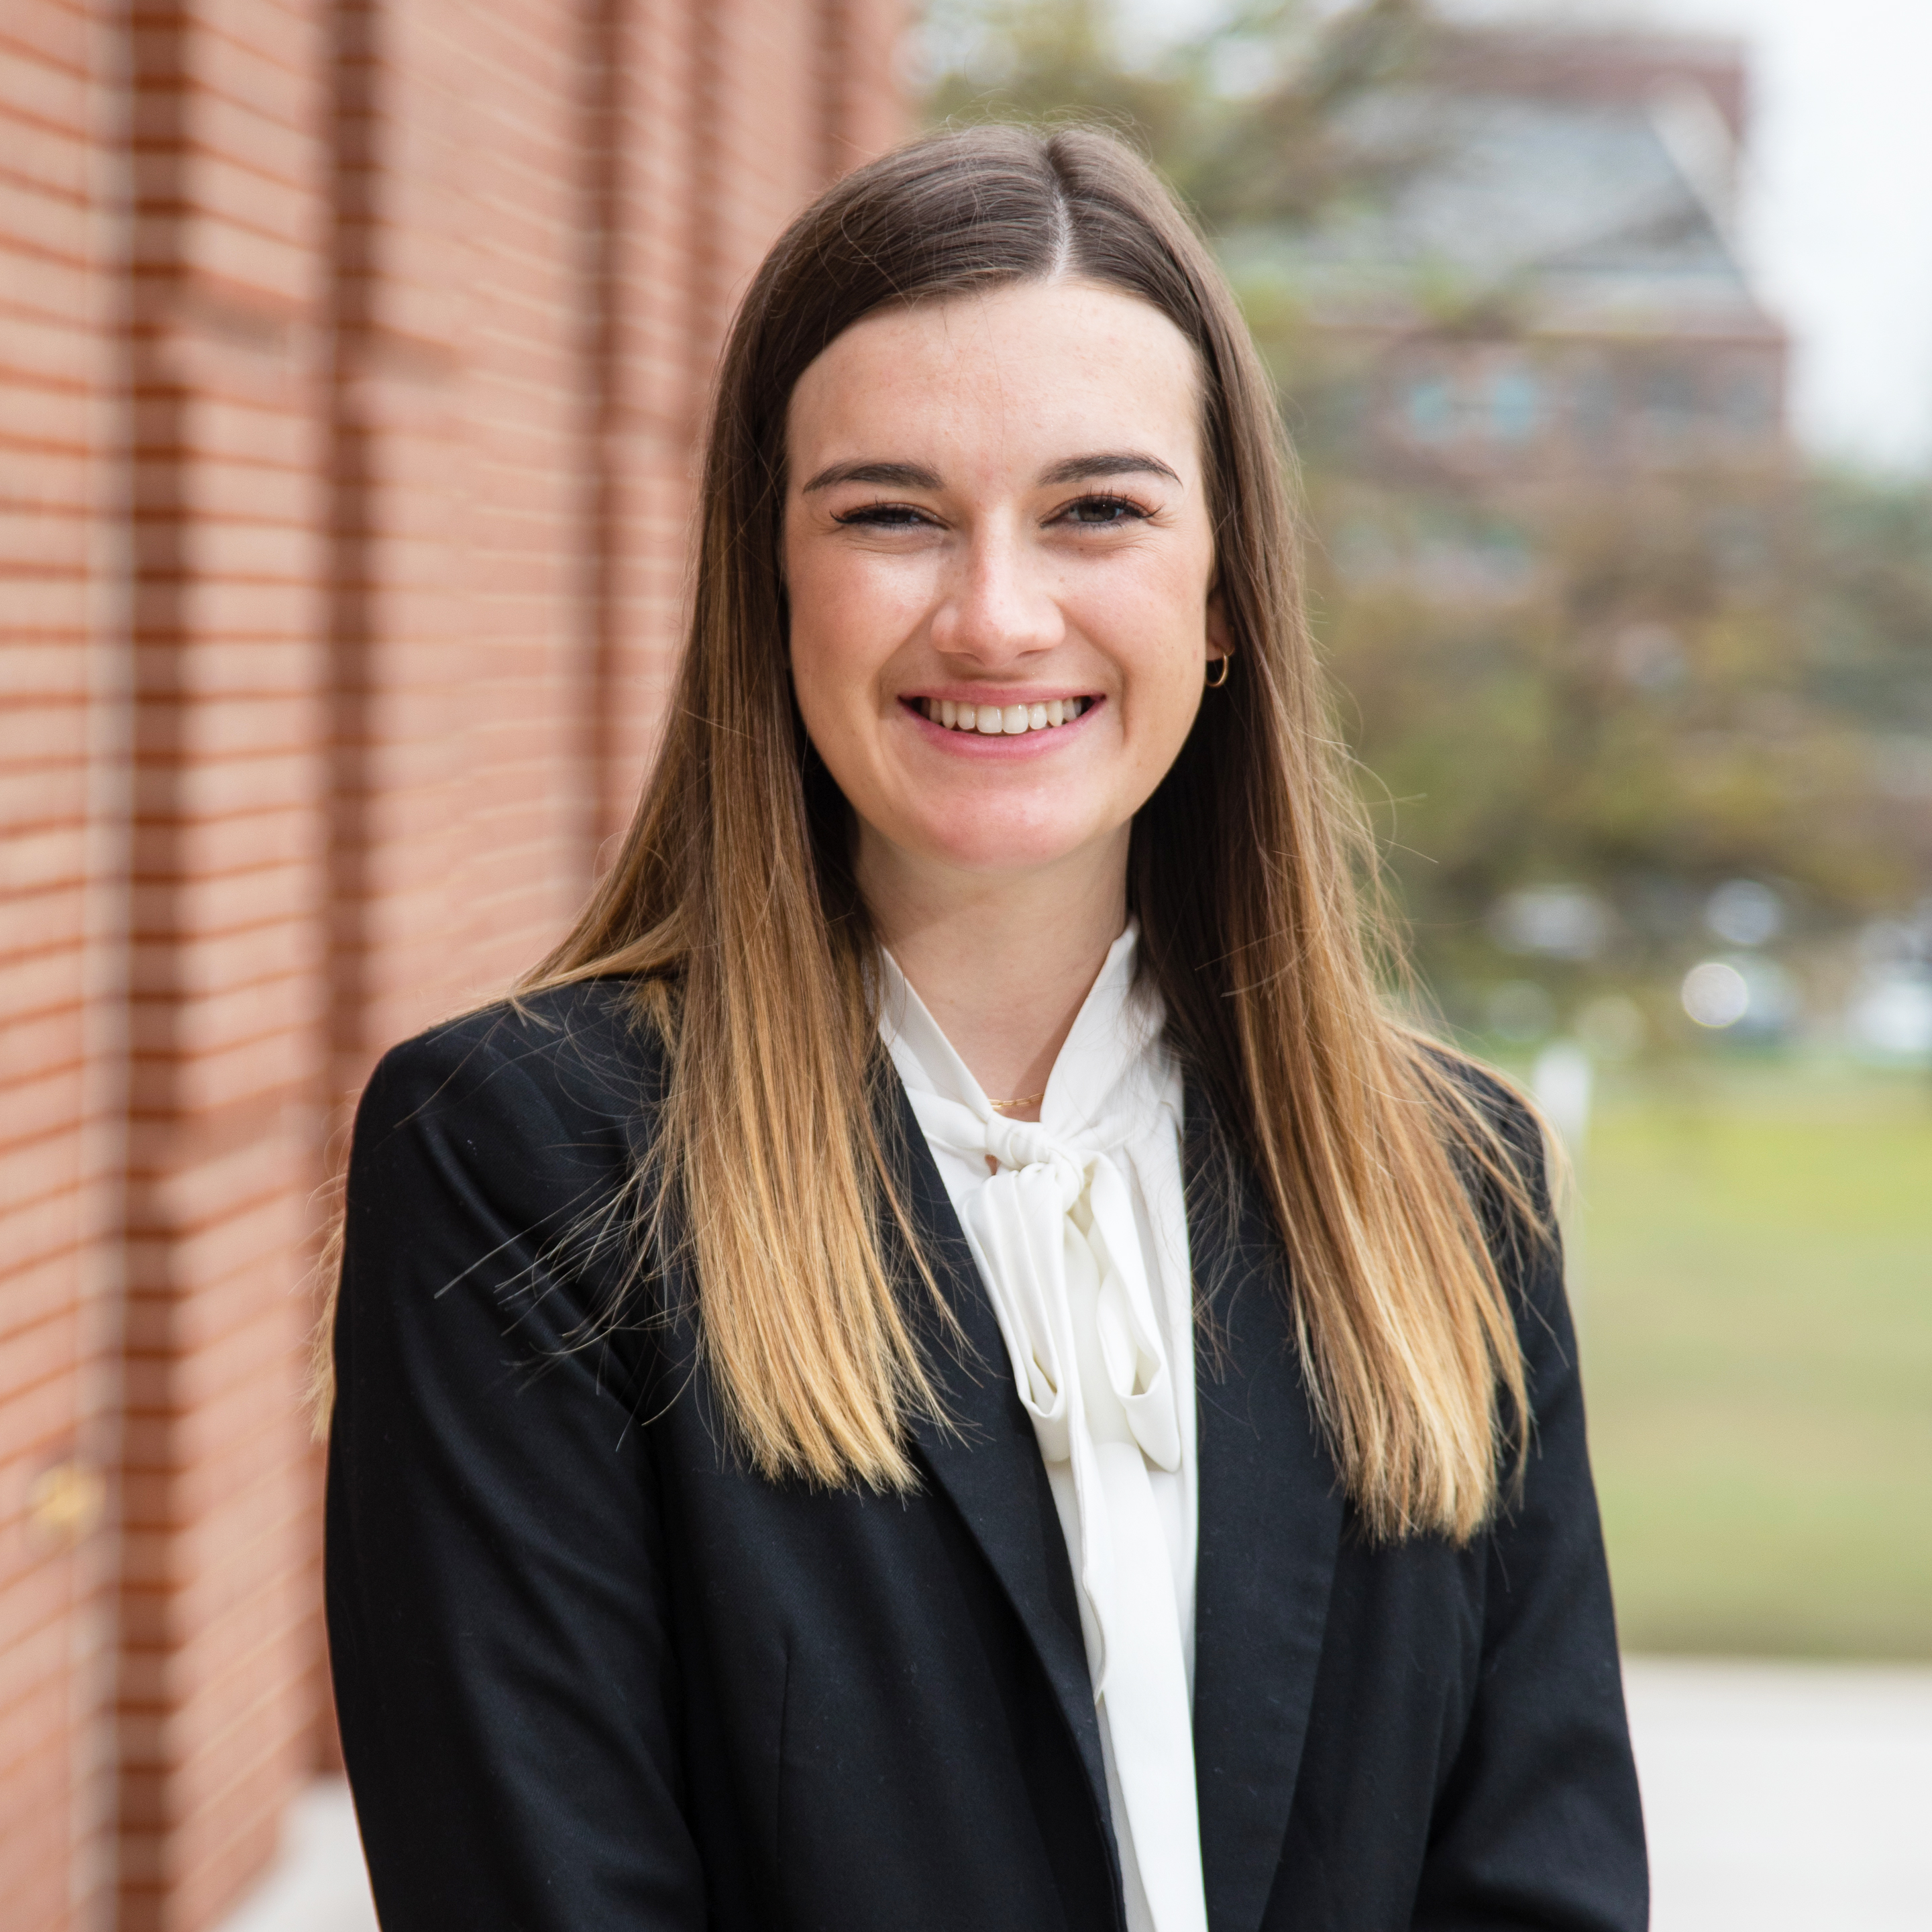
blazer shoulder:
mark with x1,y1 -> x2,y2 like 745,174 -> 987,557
1412,1041 -> 1549,1205
1415,1037 -> 1536,1136
1405,1042 -> 1567,1349
364,976 -> 669,1142
345,979 -> 671,1336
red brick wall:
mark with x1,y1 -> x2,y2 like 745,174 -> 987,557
121,7 -> 334,1926
1,4 -> 127,1928
0,5 -> 906,1928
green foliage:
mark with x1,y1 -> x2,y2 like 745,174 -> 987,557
919,0 -> 1428,230
1303,474 -> 1921,1005
1802,468 -> 1932,739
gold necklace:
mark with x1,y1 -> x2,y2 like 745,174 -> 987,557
987,1088 -> 1046,1114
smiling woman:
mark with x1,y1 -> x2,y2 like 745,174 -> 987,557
321,125 -> 1646,1932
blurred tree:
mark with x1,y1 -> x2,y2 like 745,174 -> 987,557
919,0 -> 1427,229
1803,469 -> 1932,741
1307,479 -> 1917,1006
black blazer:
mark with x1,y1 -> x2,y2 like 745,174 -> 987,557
327,979 -> 1646,1931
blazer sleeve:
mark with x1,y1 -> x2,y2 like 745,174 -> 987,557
325,1018 -> 706,1930
1412,1119 -> 1650,1932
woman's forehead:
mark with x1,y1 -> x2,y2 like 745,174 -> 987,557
786,280 -> 1206,480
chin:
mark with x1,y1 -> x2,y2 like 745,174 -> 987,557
904,814 -> 1105,879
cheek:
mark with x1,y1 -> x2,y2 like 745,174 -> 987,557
785,548 -> 916,790
786,538 -> 922,692
785,543 -> 863,732
1085,551 -> 1216,696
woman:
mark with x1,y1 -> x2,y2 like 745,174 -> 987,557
325,125 -> 1646,1932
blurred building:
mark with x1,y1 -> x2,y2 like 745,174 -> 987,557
1229,23 -> 1789,500
0,5 -> 904,1930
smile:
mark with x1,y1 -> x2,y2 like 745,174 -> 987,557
913,696 -> 1091,736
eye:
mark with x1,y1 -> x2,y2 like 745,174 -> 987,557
1055,494 -> 1150,527
834,502 -> 933,530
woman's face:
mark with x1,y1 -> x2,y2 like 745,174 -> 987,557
783,278 -> 1228,888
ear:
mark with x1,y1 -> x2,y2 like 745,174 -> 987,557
1205,584 -> 1232,665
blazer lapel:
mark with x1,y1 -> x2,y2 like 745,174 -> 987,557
881,1079 -> 1120,1893
1188,1100 -> 1344,1932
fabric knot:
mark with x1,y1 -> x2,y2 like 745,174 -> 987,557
983,1116 -> 1086,1202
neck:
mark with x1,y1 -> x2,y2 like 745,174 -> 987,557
861,828 -> 1130,1114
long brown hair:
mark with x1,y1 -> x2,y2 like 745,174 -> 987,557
336,124 -> 1542,1542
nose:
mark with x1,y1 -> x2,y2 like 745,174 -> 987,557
928,521 -> 1065,667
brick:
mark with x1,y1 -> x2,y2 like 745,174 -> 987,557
0,6 -> 907,1927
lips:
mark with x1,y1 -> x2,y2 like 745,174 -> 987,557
915,696 -> 1091,736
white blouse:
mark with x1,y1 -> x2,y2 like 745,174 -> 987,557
877,926 -> 1206,1932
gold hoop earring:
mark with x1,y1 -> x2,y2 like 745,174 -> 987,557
1204,655 -> 1231,690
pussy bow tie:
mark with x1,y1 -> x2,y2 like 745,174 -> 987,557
904,1091 -> 1207,1932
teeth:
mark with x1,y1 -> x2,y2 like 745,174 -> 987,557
919,697 -> 1089,735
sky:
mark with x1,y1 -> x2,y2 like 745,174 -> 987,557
1116,0 -> 1932,473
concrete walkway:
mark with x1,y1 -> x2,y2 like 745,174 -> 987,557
220,1658 -> 1932,1931
214,1784 -> 376,1932
1626,1656 -> 1932,1931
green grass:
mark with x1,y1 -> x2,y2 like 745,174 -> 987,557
1569,1058 -> 1932,1659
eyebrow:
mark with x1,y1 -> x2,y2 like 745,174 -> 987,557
800,460 -> 942,494
1038,450 -> 1183,488
799,450 -> 1183,494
